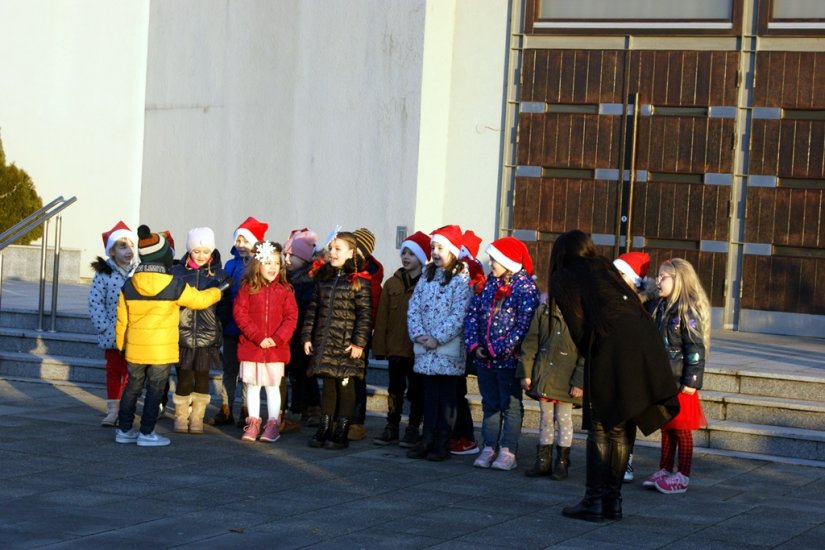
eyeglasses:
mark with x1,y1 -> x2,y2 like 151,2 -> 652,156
656,274 -> 673,283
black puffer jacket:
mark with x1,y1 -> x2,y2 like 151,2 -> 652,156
170,251 -> 231,349
652,299 -> 705,390
302,259 -> 372,379
518,301 -> 584,405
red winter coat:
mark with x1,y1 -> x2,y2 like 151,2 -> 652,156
234,281 -> 298,364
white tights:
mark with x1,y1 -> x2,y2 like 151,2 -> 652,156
539,400 -> 574,447
246,382 -> 281,420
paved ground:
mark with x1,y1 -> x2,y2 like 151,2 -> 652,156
1,378 -> 825,549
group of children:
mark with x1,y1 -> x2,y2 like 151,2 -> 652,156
89,217 -> 711,496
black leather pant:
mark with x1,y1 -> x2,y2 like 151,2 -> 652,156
586,420 -> 630,504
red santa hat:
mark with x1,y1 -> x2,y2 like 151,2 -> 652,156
430,225 -> 463,259
233,216 -> 268,246
400,230 -> 431,267
486,237 -> 534,276
101,221 -> 138,257
613,251 -> 650,287
459,229 -> 482,261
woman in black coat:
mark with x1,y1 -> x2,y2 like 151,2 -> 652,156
549,230 -> 679,522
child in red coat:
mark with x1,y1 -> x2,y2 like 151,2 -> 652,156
233,241 -> 298,443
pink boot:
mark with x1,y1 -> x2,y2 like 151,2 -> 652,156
260,418 -> 281,443
242,417 -> 262,441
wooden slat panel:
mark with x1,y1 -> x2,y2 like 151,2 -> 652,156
740,255 -> 759,309
802,190 -> 823,248
797,257 -> 817,313
512,178 -> 539,230
786,188 -> 806,247
814,52 -> 825,109
567,115 -> 586,168
558,50 -> 577,103
744,187 -> 773,243
595,116 -> 618,169
593,179 -> 617,234
680,51 -> 698,105
706,185 -> 729,242
773,189 -> 791,246
532,50 -> 549,103
584,50 -> 603,104
516,113 -> 532,166
528,113 -> 545,166
547,178 -> 569,232
749,120 -> 778,175
521,50 -> 536,102
748,118 -> 766,175
808,121 -> 825,179
777,121 -> 798,177
793,52 -> 815,109
693,51 -> 712,106
600,50 -> 623,104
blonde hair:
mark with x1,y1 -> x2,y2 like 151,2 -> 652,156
659,258 -> 711,354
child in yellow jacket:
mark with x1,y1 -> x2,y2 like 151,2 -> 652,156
114,226 -> 230,447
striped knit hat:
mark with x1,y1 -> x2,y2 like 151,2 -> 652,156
353,227 -> 376,259
137,224 -> 173,267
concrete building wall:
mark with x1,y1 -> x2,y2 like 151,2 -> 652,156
0,0 -> 149,276
1,0 -> 509,279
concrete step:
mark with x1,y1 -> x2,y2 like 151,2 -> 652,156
704,367 -> 825,403
0,309 -> 95,334
0,327 -> 99,357
0,350 -> 104,385
700,390 -> 825,430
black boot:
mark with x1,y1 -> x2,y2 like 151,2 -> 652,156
551,446 -> 571,480
426,431 -> 451,462
406,431 -> 434,459
324,417 -> 351,450
562,428 -> 608,523
602,425 -> 629,520
525,444 -> 553,477
308,414 -> 332,448
373,423 -> 400,445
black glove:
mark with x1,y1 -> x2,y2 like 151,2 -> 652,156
218,277 -> 234,292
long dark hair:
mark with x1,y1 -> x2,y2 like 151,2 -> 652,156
548,229 -> 596,280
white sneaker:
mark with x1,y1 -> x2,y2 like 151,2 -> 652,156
623,453 -> 635,483
473,446 -> 497,468
136,431 -> 171,447
491,447 -> 518,471
115,428 -> 139,444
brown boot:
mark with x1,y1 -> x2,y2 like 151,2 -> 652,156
347,423 -> 366,441
207,404 -> 234,426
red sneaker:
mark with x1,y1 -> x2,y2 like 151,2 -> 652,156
450,437 -> 480,455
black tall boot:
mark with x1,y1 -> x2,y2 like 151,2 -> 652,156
603,425 -> 629,520
374,396 -> 400,445
324,417 -> 351,450
551,446 -> 571,480
562,429 -> 608,522
525,444 -> 553,477
406,430 -> 434,459
426,431 -> 451,462
308,414 -> 332,448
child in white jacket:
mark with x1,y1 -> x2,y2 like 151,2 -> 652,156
88,221 -> 139,426
406,225 -> 473,461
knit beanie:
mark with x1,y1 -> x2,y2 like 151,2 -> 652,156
137,224 -> 173,268
186,227 -> 216,253
284,228 -> 318,262
353,227 -> 376,258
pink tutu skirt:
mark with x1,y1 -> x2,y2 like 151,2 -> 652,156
663,391 -> 707,430
239,361 -> 285,386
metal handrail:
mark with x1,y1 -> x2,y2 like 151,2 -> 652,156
0,195 -> 78,331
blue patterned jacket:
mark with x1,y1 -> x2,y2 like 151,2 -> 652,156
464,269 -> 540,370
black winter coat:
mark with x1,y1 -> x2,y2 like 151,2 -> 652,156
287,263 -> 315,368
170,251 -> 230,349
301,260 -> 372,379
519,302 -> 584,405
550,255 -> 679,435
652,299 -> 705,390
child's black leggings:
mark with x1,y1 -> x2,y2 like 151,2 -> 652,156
321,376 -> 356,418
